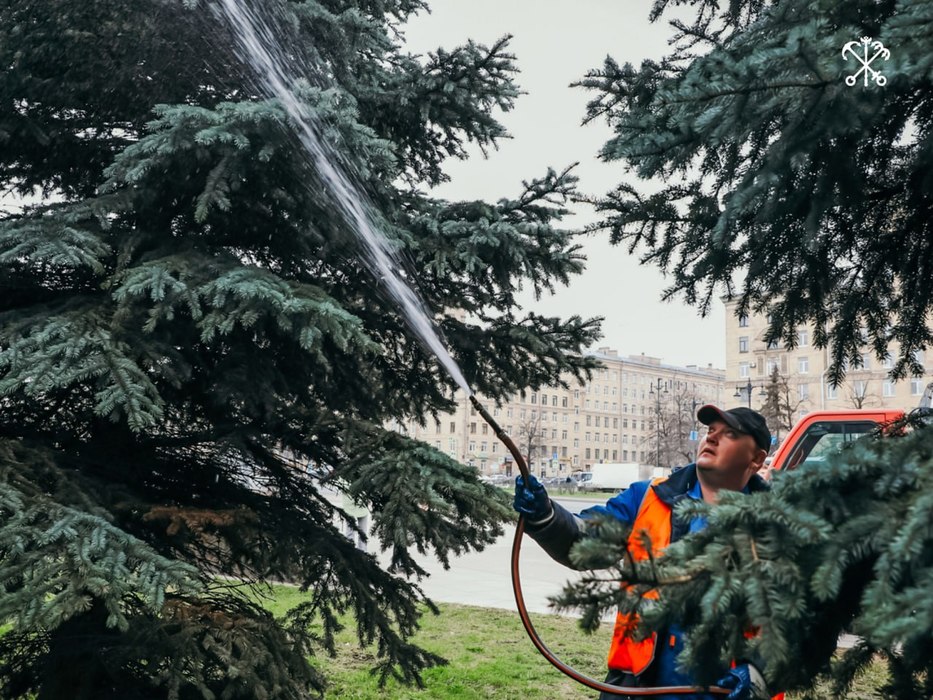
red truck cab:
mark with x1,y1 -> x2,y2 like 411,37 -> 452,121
769,409 -> 905,474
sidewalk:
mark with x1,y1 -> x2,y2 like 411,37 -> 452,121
377,527 -> 582,616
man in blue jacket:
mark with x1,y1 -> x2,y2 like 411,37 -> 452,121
515,405 -> 776,700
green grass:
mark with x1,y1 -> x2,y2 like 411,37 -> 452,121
264,586 -> 608,699
260,585 -> 889,699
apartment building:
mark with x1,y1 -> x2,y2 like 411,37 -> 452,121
724,299 -> 932,424
396,348 -> 725,478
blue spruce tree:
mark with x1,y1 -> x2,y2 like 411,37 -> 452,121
0,0 -> 601,696
555,1 -> 933,697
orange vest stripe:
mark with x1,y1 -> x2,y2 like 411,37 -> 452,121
606,478 -> 671,674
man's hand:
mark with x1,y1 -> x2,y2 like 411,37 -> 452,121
716,663 -> 770,700
513,474 -> 553,524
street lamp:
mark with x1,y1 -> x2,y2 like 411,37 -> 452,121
648,378 -> 668,469
733,379 -> 767,408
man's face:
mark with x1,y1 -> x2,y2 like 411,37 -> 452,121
695,419 -> 765,487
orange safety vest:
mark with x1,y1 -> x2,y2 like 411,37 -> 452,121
606,477 -> 670,675
605,477 -> 785,700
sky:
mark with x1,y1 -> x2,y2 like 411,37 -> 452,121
401,0 -> 728,369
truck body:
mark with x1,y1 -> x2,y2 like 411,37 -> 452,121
769,408 -> 905,474
577,462 -> 643,491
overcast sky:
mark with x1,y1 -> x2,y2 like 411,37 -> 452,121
402,1 -> 728,369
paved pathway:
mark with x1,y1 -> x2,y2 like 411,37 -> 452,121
376,497 -> 601,616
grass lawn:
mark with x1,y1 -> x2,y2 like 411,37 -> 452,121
262,585 -> 889,699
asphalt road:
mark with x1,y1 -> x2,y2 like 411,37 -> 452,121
375,496 -> 604,615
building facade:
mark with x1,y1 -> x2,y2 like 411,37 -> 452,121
396,348 -> 725,477
723,299 -> 932,432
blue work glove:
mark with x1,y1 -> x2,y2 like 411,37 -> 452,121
513,474 -> 553,523
716,663 -> 770,700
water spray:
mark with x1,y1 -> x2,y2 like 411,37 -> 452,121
217,0 -> 726,693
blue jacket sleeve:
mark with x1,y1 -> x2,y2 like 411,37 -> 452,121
523,481 -> 651,570
579,480 -> 649,525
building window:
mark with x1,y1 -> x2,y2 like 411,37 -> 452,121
767,339 -> 780,350
882,355 -> 894,369
739,315 -> 749,327
798,383 -> 809,400
562,397 -> 568,408
883,380 -> 895,397
766,357 -> 779,374
914,350 -> 926,367
911,378 -> 924,395
449,422 -> 456,433
739,362 -> 750,378
858,353 -> 871,370
530,393 -> 537,404
827,385 -> 838,400
739,336 -> 749,353
798,356 -> 809,374
797,329 -> 809,347
585,448 -> 591,459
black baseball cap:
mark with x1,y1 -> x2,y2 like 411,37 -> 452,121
696,405 -> 771,451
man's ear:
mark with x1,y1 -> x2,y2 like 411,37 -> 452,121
749,447 -> 767,473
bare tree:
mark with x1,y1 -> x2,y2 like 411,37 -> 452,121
845,379 -> 879,409
649,385 -> 706,469
516,411 -> 547,475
